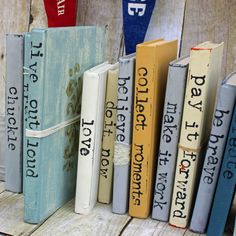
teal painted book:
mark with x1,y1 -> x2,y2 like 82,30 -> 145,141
23,26 -> 106,224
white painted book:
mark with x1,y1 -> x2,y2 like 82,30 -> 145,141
75,62 -> 115,214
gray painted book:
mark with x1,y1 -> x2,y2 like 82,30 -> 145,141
112,53 -> 135,214
5,34 -> 24,192
152,56 -> 189,221
190,72 -> 236,233
0,115 -> 5,181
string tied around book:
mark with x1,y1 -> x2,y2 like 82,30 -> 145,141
26,115 -> 80,138
114,143 -> 131,166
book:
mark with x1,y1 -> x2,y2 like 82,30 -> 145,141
112,53 -> 136,214
98,63 -> 119,204
190,72 -> 236,233
129,39 -> 178,218
169,41 -> 224,228
152,56 -> 189,221
207,102 -> 236,236
75,62 -> 116,214
0,114 -> 5,181
23,26 -> 106,223
5,34 -> 24,193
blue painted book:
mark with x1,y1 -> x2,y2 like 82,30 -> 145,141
23,26 -> 106,224
207,101 -> 236,236
190,72 -> 236,233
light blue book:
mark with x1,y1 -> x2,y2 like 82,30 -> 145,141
23,26 -> 106,224
207,102 -> 236,236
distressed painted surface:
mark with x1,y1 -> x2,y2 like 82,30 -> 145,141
180,0 -> 230,76
0,0 -> 31,115
0,0 -> 31,181
32,201 -> 131,236
145,0 -> 186,55
77,0 -> 123,63
0,191 -> 40,236
29,0 -> 48,30
226,0 -> 236,75
0,182 -> 4,193
121,218 -> 192,236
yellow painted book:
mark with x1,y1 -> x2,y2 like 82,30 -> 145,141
98,64 -> 119,203
169,41 -> 224,228
129,39 -> 178,218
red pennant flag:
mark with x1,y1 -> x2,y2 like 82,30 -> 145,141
43,0 -> 77,27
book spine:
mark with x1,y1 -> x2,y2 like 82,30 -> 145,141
207,103 -> 236,236
23,31 -> 45,223
75,69 -> 107,214
190,82 -> 236,233
129,45 -> 157,218
152,63 -> 188,221
112,57 -> 135,214
5,34 -> 24,193
98,67 -> 119,204
169,46 -> 223,228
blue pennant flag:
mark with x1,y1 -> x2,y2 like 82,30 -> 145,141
123,0 -> 156,54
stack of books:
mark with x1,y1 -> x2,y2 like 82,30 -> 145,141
4,26 -> 236,236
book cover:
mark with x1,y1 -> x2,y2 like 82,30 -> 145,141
207,102 -> 236,236
0,114 -> 5,181
23,26 -> 106,223
5,34 -> 24,193
98,63 -> 119,204
169,41 -> 224,228
190,72 -> 236,233
152,56 -> 189,221
112,53 -> 135,214
129,39 -> 178,218
75,62 -> 116,214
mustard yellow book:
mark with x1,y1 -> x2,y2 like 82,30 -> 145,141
98,64 -> 119,203
129,39 -> 178,218
169,41 -> 224,228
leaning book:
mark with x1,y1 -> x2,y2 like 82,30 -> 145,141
129,39 -> 178,218
169,41 -> 224,228
190,72 -> 236,233
23,26 -> 106,224
207,102 -> 236,236
152,56 -> 189,221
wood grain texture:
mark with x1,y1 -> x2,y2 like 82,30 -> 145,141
0,191 -> 40,236
121,218 -> 167,236
0,182 -> 5,193
180,0 -> 230,76
77,0 -> 123,63
183,230 -> 201,236
32,201 -> 131,236
29,0 -> 48,30
226,0 -> 236,74
145,0 -> 186,55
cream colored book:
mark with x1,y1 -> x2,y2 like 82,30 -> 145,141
75,62 -> 114,215
98,63 -> 119,203
169,41 -> 224,228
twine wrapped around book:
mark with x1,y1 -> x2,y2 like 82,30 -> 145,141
114,143 -> 131,166
26,115 -> 80,138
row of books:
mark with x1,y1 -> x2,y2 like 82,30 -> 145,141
4,26 -> 235,236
